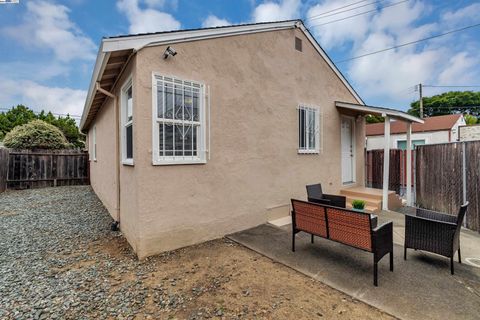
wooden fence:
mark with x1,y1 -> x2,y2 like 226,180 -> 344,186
416,141 -> 480,232
0,148 -> 89,191
365,149 -> 404,194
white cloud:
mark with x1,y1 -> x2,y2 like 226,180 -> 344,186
117,0 -> 181,34
0,78 -> 86,116
252,0 -> 301,23
144,0 -> 178,10
442,3 -> 480,27
305,0 -> 480,107
202,15 -> 232,28
2,0 -> 96,62
438,52 -> 478,85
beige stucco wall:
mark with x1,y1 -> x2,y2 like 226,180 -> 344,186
124,28 -> 365,258
88,57 -> 140,252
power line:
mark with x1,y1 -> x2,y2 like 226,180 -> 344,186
306,0 -> 371,19
309,0 -> 408,27
423,85 -> 480,88
308,0 -> 385,21
335,22 -> 480,63
0,107 -> 81,119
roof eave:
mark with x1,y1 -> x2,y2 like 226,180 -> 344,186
80,42 -> 110,131
335,101 -> 424,123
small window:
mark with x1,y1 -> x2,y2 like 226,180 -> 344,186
92,125 -> 97,161
121,78 -> 133,165
298,105 -> 320,153
295,37 -> 302,52
397,139 -> 425,150
152,74 -> 206,165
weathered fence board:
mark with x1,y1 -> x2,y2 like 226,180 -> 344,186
365,149 -> 403,194
416,141 -> 480,232
0,148 -> 8,192
4,149 -> 89,190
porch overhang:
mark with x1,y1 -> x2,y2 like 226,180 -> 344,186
335,101 -> 424,124
336,101 -> 423,210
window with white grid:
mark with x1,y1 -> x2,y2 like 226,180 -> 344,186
298,105 -> 321,153
152,75 -> 206,165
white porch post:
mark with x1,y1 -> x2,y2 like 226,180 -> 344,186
406,122 -> 413,206
382,116 -> 391,210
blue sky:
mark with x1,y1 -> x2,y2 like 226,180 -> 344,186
0,0 -> 479,119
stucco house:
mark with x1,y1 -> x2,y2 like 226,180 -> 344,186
366,114 -> 465,150
80,20 -> 420,258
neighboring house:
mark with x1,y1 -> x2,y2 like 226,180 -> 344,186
80,20 -> 418,258
459,124 -> 480,141
366,114 -> 465,150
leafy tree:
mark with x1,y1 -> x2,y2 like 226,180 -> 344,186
3,120 -> 69,149
407,91 -> 480,117
0,105 -> 36,138
366,115 -> 384,123
38,111 -> 85,148
464,114 -> 478,125
0,105 -> 85,148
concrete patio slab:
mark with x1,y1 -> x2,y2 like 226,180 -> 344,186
228,211 -> 480,320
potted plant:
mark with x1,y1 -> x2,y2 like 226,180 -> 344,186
352,199 -> 366,212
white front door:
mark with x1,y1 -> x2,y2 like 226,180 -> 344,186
341,117 -> 355,184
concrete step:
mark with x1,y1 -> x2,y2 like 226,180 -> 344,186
346,196 -> 381,208
340,188 -> 390,200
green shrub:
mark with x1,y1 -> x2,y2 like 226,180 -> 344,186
3,120 -> 69,149
352,199 -> 366,210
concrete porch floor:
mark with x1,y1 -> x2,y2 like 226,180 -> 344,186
228,210 -> 480,320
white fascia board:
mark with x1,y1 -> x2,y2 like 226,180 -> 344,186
297,24 -> 364,105
335,101 -> 424,123
80,43 -> 110,131
102,20 -> 299,52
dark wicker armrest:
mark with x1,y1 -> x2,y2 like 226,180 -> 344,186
308,197 -> 331,205
370,214 -> 378,229
372,222 -> 393,258
416,208 -> 457,224
323,194 -> 347,208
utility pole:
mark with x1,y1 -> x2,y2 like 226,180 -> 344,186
418,83 -> 423,118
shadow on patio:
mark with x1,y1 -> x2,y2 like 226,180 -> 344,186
228,210 -> 480,320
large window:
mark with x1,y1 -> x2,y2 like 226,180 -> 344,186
152,74 -> 206,165
298,105 -> 320,153
121,78 -> 133,165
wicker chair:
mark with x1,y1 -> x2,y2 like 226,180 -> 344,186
306,183 -> 346,208
306,184 -> 378,228
404,202 -> 469,275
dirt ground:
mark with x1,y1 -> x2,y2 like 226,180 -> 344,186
93,236 -> 395,320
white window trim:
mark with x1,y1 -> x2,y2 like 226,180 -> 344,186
298,105 -> 321,154
92,125 -> 97,161
121,76 -> 134,166
395,138 -> 427,149
151,72 -> 207,165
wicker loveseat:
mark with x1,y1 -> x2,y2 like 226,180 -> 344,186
291,199 -> 393,286
404,202 -> 468,274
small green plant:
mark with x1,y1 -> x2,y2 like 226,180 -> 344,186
352,199 -> 366,210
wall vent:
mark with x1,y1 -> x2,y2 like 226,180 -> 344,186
295,37 -> 302,52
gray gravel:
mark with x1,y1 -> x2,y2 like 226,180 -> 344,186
0,186 -> 156,320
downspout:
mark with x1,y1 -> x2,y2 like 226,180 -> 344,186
95,83 -> 121,230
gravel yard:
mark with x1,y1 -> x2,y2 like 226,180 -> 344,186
0,186 -> 394,319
